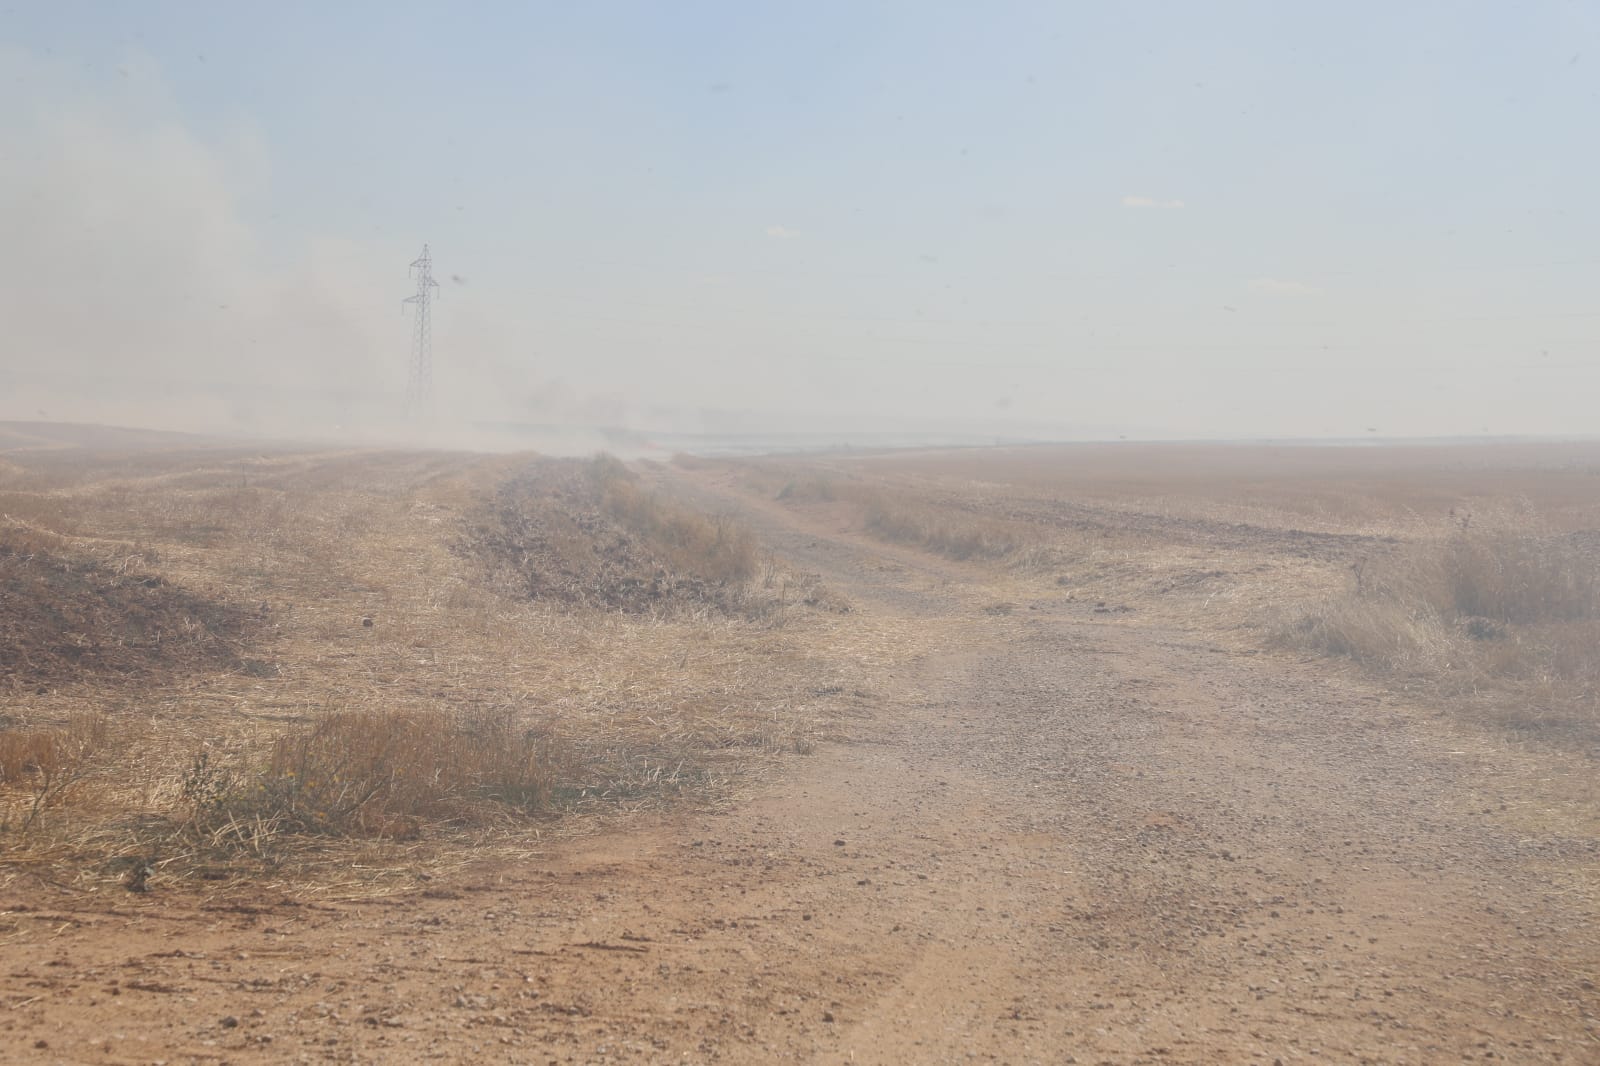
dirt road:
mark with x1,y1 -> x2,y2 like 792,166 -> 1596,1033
5,472 -> 1598,1064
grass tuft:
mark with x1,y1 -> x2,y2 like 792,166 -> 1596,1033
0,711 -> 109,833
182,708 -> 571,848
1277,524 -> 1600,747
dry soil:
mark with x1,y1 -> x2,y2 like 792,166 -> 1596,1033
3,461 -> 1597,1065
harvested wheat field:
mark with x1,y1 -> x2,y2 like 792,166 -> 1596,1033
3,424 -> 1599,1064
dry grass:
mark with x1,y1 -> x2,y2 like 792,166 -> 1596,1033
1277,522 -> 1600,747
181,707 -> 571,851
859,491 -> 1041,562
0,711 -> 108,834
749,462 -> 1044,565
463,455 -> 762,615
589,455 -> 757,587
0,427 -> 886,892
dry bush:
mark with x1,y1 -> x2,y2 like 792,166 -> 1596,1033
1277,523 -> 1600,747
0,712 -> 109,833
1424,529 -> 1600,624
183,707 -> 572,849
1284,526 -> 1600,661
1278,596 -> 1456,676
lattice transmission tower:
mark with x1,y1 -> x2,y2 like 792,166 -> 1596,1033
402,244 -> 441,421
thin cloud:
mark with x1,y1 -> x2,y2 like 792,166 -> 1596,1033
765,225 -> 800,239
1248,277 -> 1320,295
1120,195 -> 1185,209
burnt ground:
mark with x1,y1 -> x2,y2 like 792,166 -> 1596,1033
0,535 -> 260,694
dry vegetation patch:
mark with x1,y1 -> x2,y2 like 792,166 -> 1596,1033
744,460 -> 1046,565
181,707 -> 572,847
464,455 -> 757,613
0,711 -> 108,834
860,491 -> 1042,562
1277,521 -> 1600,749
0,431 -> 872,892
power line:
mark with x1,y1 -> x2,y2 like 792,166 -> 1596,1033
403,244 -> 440,421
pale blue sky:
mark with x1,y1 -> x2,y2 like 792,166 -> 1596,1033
3,2 -> 1599,439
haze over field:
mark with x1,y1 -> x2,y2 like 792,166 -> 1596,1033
4,2 -> 1599,442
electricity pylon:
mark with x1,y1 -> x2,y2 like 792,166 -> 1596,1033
403,244 -> 440,422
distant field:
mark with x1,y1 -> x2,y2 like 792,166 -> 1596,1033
858,440 -> 1600,532
716,439 -> 1600,752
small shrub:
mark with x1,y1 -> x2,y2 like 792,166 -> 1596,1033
184,708 -> 572,846
1429,531 -> 1599,624
1276,524 -> 1600,747
0,712 -> 109,832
